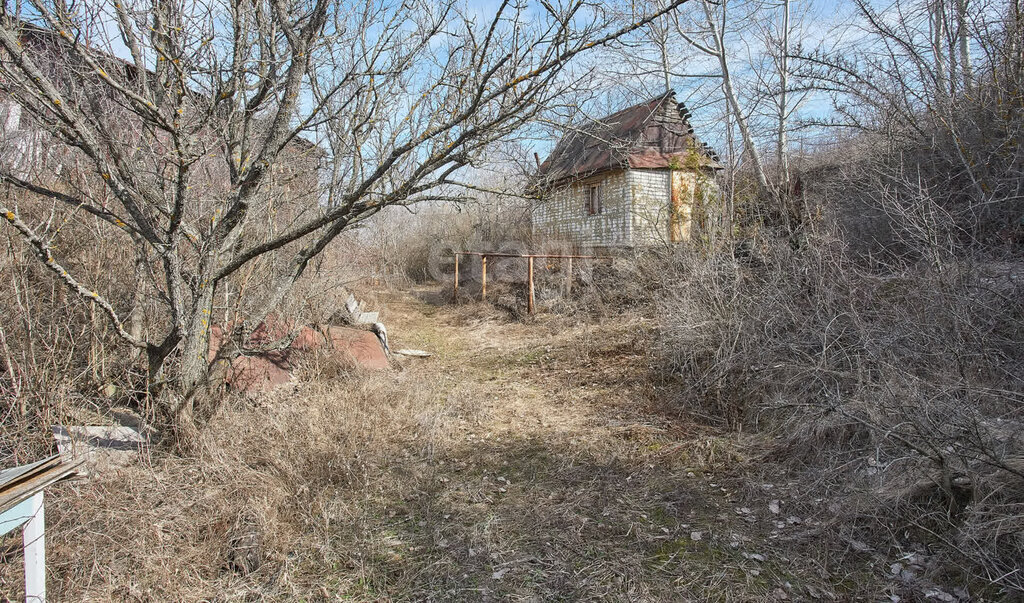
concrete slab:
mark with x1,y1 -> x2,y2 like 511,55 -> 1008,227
51,425 -> 145,476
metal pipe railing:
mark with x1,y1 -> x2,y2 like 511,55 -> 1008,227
451,251 -> 612,313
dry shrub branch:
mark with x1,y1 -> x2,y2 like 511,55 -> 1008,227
643,217 -> 1023,595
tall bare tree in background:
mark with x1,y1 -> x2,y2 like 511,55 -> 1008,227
604,0 -> 700,97
606,0 -> 814,238
0,0 -> 690,439
684,0 -> 813,234
794,0 -> 1022,252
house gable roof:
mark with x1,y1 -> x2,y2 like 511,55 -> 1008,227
535,90 -> 720,189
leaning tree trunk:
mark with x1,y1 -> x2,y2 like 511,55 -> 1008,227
702,0 -> 776,208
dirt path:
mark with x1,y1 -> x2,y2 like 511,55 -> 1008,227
326,290 -> 861,602
26,289 -> 888,601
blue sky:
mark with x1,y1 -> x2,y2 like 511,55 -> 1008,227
14,0 -> 946,167
511,0 -> 866,161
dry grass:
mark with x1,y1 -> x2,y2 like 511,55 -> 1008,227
645,238 -> 1024,599
1,288 -> 886,601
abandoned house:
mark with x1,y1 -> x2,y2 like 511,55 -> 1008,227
532,91 -> 722,248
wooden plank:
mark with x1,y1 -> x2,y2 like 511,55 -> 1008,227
0,456 -> 62,508
0,467 -> 68,511
0,458 -> 80,512
0,456 -> 60,491
394,349 -> 432,357
565,257 -> 572,295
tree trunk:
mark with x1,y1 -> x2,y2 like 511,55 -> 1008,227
171,284 -> 217,445
932,0 -> 949,100
777,0 -> 792,233
703,0 -> 775,204
129,247 -> 147,361
956,0 -> 971,90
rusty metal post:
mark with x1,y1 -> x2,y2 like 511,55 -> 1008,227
527,256 -> 535,314
481,255 -> 487,300
453,253 -> 459,301
565,257 -> 573,295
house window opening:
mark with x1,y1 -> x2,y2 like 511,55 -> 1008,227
586,183 -> 603,215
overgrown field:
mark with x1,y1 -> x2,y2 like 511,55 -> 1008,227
2,289 -> 916,602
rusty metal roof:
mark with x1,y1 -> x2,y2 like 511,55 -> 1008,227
535,91 -> 721,189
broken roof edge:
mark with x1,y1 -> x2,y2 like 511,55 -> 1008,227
530,158 -> 722,194
531,89 -> 722,191
589,89 -> 676,130
535,92 -> 673,171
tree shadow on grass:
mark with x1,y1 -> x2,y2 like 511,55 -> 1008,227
306,432 -> 854,602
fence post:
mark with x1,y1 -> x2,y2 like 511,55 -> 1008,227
527,256 -> 535,314
452,253 -> 459,301
481,255 -> 487,301
565,257 -> 573,295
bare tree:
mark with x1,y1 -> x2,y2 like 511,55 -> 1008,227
671,0 -> 811,233
0,0 -> 690,439
692,0 -> 774,202
776,0 -> 791,197
792,0 -> 1022,249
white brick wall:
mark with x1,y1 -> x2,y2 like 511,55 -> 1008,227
533,168 -> 716,247
628,169 -> 672,247
532,170 -> 633,246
